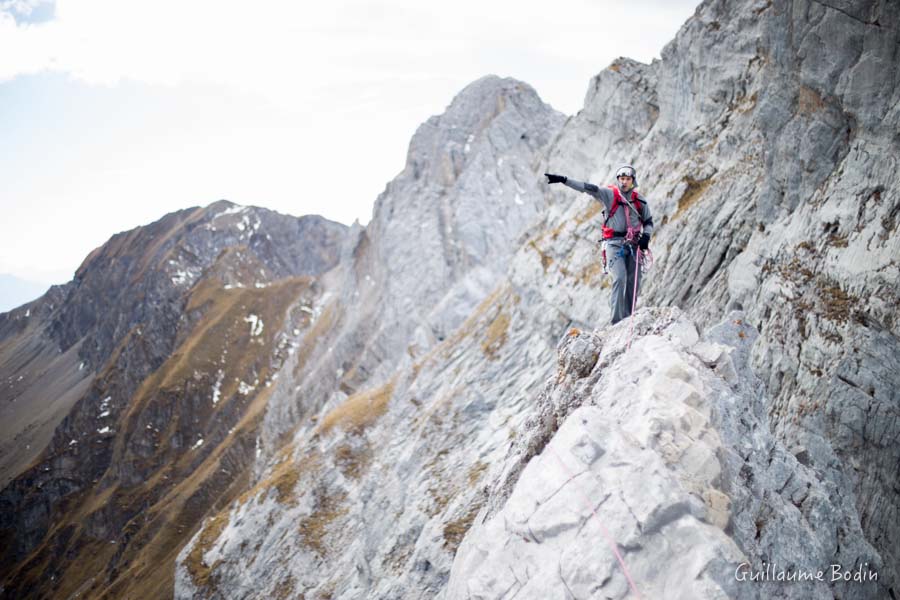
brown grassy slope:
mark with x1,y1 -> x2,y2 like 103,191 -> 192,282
2,275 -> 317,600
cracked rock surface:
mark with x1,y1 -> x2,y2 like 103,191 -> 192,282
447,310 -> 886,599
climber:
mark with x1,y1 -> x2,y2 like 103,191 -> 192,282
544,166 -> 654,325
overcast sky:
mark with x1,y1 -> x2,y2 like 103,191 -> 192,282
0,0 -> 700,285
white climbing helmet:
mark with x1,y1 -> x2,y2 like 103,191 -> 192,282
615,165 -> 638,187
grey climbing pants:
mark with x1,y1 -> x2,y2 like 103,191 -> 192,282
608,241 -> 641,325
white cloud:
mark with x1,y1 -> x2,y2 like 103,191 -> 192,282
1,0 -> 699,111
0,0 -> 701,284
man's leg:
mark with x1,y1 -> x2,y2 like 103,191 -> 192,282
608,244 -> 629,324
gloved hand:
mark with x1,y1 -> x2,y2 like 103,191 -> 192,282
545,173 -> 567,184
638,233 -> 650,250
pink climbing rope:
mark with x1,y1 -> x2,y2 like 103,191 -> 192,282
546,444 -> 643,599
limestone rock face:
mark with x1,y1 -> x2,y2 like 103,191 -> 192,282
172,76 -> 568,599
257,76 -> 565,453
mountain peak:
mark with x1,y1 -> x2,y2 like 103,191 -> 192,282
3,0 -> 899,597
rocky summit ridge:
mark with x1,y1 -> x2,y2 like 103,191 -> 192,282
448,310 -> 883,599
2,0 -> 899,598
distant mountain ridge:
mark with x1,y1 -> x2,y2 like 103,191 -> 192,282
0,202 -> 348,599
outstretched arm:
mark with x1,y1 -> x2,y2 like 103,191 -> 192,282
544,173 -> 603,198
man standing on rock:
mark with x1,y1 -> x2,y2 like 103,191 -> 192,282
545,166 -> 654,325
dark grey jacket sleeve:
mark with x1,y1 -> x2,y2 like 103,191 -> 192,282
563,178 -> 603,198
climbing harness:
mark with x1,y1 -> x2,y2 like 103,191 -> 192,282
600,186 -> 644,242
600,186 -> 645,275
